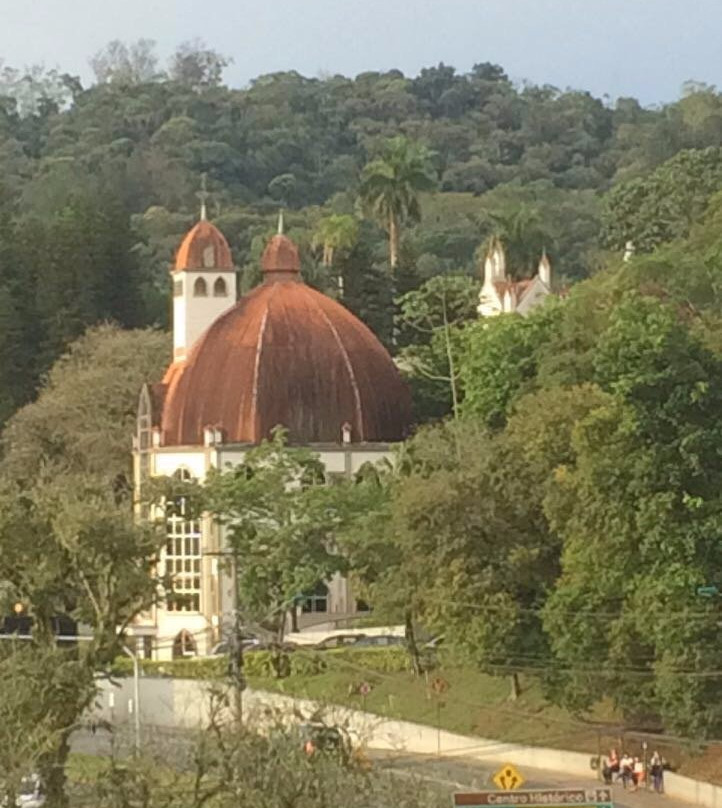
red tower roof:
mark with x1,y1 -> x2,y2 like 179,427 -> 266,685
261,234 -> 301,276
174,220 -> 233,273
160,237 -> 412,446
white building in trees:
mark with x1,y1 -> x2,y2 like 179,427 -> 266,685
477,237 -> 554,317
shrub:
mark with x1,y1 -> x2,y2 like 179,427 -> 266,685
108,646 -> 411,682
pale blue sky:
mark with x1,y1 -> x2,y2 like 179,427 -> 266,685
1,0 -> 719,103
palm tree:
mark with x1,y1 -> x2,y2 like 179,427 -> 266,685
312,214 -> 359,268
359,137 -> 437,271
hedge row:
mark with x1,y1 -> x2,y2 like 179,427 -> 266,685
109,646 -> 412,680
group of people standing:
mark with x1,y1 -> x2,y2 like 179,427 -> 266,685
602,748 -> 665,793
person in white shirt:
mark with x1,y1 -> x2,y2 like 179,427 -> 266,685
620,753 -> 634,789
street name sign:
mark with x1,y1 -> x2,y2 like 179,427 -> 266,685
453,787 -> 613,808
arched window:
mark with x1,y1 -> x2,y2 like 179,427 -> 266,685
173,630 -> 197,659
213,277 -> 227,297
193,277 -> 208,297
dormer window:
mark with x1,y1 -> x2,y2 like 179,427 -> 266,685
202,245 -> 215,268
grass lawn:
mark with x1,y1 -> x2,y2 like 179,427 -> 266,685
112,646 -> 722,785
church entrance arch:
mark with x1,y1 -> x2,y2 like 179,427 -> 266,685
173,629 -> 197,659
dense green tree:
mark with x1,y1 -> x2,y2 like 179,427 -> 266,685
1,325 -> 169,482
0,321 -> 173,805
0,470 -> 163,806
459,305 -> 558,427
543,295 -> 722,735
601,147 -> 722,252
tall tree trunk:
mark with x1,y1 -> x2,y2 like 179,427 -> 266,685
441,295 -> 460,421
42,731 -> 70,808
290,606 -> 299,634
323,242 -> 336,267
389,214 -> 399,270
404,610 -> 422,676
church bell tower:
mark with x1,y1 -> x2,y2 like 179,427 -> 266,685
171,180 -> 237,362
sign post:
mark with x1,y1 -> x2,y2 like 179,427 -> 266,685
453,788 -> 614,808
359,681 -> 371,711
430,676 -> 449,757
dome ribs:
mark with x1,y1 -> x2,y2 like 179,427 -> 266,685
160,276 -> 412,447
313,300 -> 365,441
249,297 -> 273,442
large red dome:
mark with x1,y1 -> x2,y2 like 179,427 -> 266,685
160,238 -> 412,446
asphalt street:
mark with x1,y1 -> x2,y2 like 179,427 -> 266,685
72,729 -> 693,808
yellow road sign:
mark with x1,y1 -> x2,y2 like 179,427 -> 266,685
492,763 -> 525,791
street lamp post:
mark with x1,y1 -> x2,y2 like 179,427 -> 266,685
122,644 -> 141,755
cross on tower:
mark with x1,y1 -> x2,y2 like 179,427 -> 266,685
197,173 -> 210,221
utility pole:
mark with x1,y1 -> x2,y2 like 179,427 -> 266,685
229,547 -> 244,727
204,546 -> 246,727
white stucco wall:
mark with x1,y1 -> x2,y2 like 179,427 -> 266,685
173,270 -> 237,360
153,451 -> 209,480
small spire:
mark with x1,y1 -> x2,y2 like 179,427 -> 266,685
277,209 -> 285,235
538,248 -> 551,285
197,173 -> 209,222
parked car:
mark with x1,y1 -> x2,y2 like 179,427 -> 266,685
313,633 -> 366,650
354,635 -> 405,648
6,775 -> 45,807
246,640 -> 297,653
209,637 -> 260,656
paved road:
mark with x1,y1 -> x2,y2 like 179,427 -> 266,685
72,730 -> 692,808
370,752 -> 690,808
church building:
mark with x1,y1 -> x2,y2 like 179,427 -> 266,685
131,214 -> 412,660
477,237 -> 554,317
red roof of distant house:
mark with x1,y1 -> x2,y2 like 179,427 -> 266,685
174,220 -> 233,272
494,278 -> 534,302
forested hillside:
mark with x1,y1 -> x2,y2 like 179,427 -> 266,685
2,40 -> 722,423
